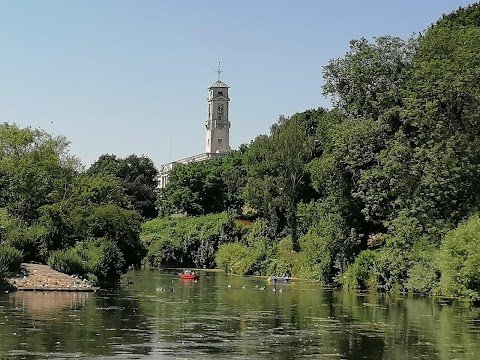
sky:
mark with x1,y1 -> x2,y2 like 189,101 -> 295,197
0,0 -> 475,168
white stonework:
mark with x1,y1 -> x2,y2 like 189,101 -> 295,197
205,80 -> 231,153
158,68 -> 231,188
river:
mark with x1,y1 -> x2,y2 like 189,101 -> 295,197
0,269 -> 479,359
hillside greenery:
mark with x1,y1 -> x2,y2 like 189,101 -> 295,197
149,3 -> 480,301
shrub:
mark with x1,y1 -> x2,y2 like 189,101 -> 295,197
0,209 -> 47,262
70,205 -> 145,270
47,249 -> 86,275
372,212 -> 431,291
439,214 -> 480,300
405,260 -> 440,295
142,213 -> 240,268
74,238 -> 125,281
0,244 -> 23,278
341,250 -> 376,289
298,230 -> 335,282
216,242 -> 252,275
265,250 -> 295,276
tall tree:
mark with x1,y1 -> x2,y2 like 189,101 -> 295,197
88,154 -> 159,219
242,110 -> 319,244
0,123 -> 79,222
323,36 -> 417,123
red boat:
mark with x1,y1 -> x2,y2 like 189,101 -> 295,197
179,272 -> 200,280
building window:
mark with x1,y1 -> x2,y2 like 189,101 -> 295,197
218,115 -> 222,121
218,139 -> 223,145
218,91 -> 223,96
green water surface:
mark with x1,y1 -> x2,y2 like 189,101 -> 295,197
0,269 -> 479,359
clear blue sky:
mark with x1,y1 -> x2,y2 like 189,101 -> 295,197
0,0 -> 474,168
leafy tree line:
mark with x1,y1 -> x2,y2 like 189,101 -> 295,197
152,3 -> 480,300
0,123 -> 158,285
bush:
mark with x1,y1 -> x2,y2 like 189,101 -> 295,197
216,242 -> 270,275
0,209 -> 47,263
0,244 -> 23,278
47,249 -> 86,275
341,250 -> 376,289
372,212 -> 431,291
216,242 -> 249,275
142,213 -> 241,268
265,250 -> 296,276
439,214 -> 480,300
70,205 -> 145,270
74,238 -> 125,281
298,230 -> 335,282
47,238 -> 126,283
405,260 -> 440,295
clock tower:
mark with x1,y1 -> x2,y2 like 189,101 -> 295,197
206,63 -> 230,154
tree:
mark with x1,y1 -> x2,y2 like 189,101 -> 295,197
323,36 -> 418,121
69,205 -> 145,270
0,123 -> 79,222
242,110 -> 319,245
88,154 -> 159,219
157,159 -> 226,216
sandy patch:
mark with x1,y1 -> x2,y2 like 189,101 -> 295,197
7,263 -> 97,291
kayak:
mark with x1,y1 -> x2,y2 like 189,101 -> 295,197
180,273 -> 200,280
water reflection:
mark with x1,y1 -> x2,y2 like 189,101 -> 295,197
10,291 -> 90,319
0,289 -> 152,358
1,270 -> 480,359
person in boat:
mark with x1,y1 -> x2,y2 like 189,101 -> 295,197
281,273 -> 290,283
269,274 -> 277,288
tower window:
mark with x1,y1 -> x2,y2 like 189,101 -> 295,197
218,91 -> 223,96
218,139 -> 223,145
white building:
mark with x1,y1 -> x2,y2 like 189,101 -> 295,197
158,65 -> 231,188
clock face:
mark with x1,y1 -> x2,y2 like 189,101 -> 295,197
217,104 -> 224,114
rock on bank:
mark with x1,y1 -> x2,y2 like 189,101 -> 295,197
6,263 -> 98,291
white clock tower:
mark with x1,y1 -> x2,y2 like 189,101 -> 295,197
206,63 -> 231,154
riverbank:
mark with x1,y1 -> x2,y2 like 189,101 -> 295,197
4,263 -> 98,292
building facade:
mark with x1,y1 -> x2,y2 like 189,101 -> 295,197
158,66 -> 231,189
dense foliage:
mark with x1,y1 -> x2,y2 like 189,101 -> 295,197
149,3 -> 480,300
142,213 -> 242,268
0,123 -> 153,284
0,244 -> 22,282
88,154 -> 159,219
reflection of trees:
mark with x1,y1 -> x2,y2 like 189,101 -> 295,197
333,290 -> 480,360
134,270 -> 387,359
0,289 -> 152,357
16,269 -> 471,359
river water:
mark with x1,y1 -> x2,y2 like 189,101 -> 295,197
0,269 -> 479,359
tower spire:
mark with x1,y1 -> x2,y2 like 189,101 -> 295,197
216,61 -> 223,81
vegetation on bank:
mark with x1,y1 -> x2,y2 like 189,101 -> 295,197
148,4 -> 480,301
2,4 -> 479,301
0,125 -> 157,285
